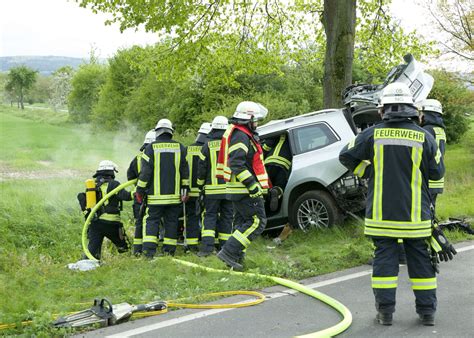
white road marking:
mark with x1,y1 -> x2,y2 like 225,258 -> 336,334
106,243 -> 474,337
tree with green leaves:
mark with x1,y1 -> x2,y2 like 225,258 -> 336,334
68,62 -> 107,123
5,65 -> 38,109
49,66 -> 74,111
78,0 -> 430,109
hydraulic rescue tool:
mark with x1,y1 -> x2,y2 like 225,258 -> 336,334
52,298 -> 166,328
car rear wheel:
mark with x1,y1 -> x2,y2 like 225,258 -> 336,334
289,190 -> 341,232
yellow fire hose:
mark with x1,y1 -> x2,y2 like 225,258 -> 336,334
2,180 -> 352,335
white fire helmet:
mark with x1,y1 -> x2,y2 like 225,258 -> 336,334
97,160 -> 118,172
211,116 -> 229,130
198,122 -> 212,134
379,83 -> 414,106
155,118 -> 174,136
418,99 -> 443,115
143,129 -> 156,144
233,101 -> 268,122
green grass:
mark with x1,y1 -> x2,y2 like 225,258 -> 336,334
436,117 -> 474,219
0,105 -> 472,335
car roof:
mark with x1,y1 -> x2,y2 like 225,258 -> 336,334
257,108 -> 343,136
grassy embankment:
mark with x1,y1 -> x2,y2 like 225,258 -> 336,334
0,105 -> 472,335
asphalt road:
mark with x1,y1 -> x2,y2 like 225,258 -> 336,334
79,241 -> 474,338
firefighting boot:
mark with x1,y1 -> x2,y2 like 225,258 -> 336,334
376,312 -> 393,326
217,250 -> 243,271
419,314 -> 435,326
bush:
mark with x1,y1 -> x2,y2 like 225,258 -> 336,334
429,70 -> 473,143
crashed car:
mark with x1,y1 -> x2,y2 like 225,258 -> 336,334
259,54 -> 434,232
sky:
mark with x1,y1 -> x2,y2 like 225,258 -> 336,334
0,0 -> 471,72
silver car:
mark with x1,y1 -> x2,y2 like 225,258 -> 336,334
258,54 -> 434,232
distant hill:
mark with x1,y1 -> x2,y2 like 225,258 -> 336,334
0,56 -> 87,75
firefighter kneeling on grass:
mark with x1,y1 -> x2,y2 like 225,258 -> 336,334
215,101 -> 269,271
135,118 -> 190,258
77,160 -> 133,260
339,83 -> 456,327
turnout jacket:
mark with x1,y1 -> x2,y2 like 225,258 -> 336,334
137,134 -> 189,205
85,175 -> 133,222
186,140 -> 206,198
422,113 -> 446,193
197,129 -> 226,199
127,152 -> 144,181
262,133 -> 292,171
216,124 -> 269,201
339,119 -> 444,239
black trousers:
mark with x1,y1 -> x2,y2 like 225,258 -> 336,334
200,198 -> 233,252
143,204 -> 181,256
132,201 -> 144,253
372,238 -> 437,315
185,198 -> 201,250
221,196 -> 266,260
88,219 -> 128,260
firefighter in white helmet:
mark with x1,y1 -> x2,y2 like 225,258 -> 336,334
196,116 -> 232,256
215,101 -> 269,270
136,118 -> 189,257
418,99 -> 446,207
126,129 -> 156,255
339,82 -> 454,326
77,160 -> 133,259
184,122 -> 212,252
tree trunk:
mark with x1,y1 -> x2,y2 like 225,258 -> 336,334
20,88 -> 24,109
322,0 -> 356,109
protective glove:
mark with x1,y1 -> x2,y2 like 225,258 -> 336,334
135,192 -> 143,204
249,184 -> 263,199
430,226 -> 457,262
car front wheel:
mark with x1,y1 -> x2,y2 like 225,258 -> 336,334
289,190 -> 341,232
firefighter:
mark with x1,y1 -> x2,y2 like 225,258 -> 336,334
215,101 -> 269,271
77,160 -> 133,260
126,129 -> 156,255
135,119 -> 189,258
419,99 -> 446,207
263,133 -> 292,211
185,122 -> 211,252
339,82 -> 453,326
196,115 -> 232,256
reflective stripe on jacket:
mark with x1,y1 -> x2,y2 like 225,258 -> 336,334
186,142 -> 204,198
263,134 -> 292,171
197,130 -> 227,199
339,120 -> 445,238
137,135 -> 189,205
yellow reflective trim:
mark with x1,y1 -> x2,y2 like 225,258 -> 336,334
197,178 -> 205,186
133,238 -> 143,245
433,127 -> 446,141
163,238 -> 177,245
137,180 -> 147,188
243,214 -> 260,238
186,238 -> 199,245
429,236 -> 442,252
410,277 -> 437,290
411,147 -> 422,223
364,227 -> 432,238
143,235 -> 158,244
99,213 -> 121,222
218,233 -> 231,240
373,143 -> 384,221
229,143 -> 248,154
175,148 -> 180,197
365,219 -> 431,228
142,153 -> 150,162
202,230 -> 216,237
137,153 -> 142,173
198,152 -> 206,161
374,128 -> 425,142
262,143 -> 271,151
371,276 -> 398,289
353,160 -> 370,177
233,230 -> 251,247
182,179 -> 189,186
237,170 -> 252,182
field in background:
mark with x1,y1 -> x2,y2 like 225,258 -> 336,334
0,105 -> 472,335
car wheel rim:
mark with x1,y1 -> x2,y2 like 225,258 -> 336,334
296,198 -> 330,231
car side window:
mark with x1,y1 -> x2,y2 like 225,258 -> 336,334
293,123 -> 338,154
